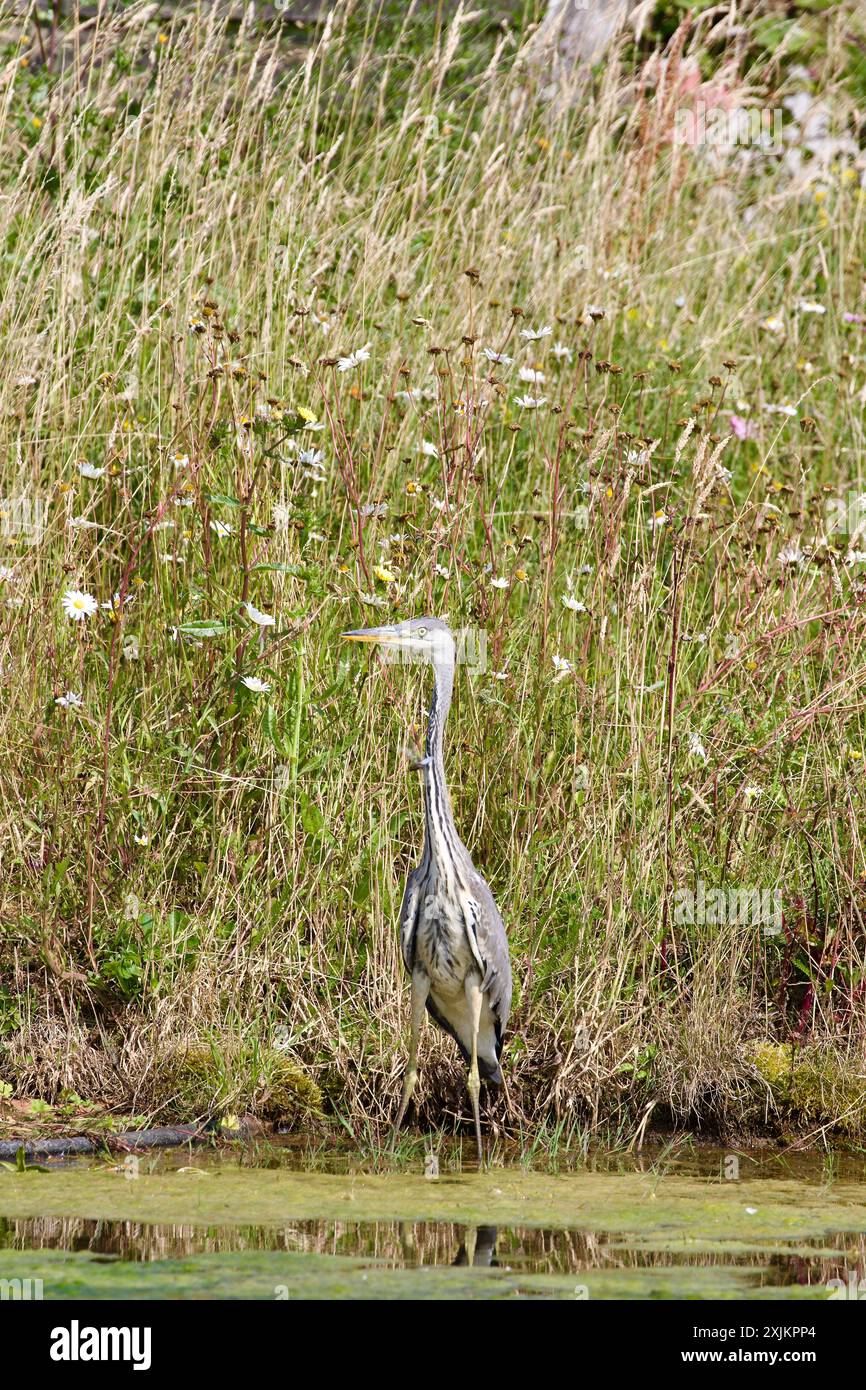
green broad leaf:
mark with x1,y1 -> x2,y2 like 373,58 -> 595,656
177,620 -> 228,638
205,492 -> 242,507
352,869 -> 372,908
301,799 -> 325,835
262,704 -> 283,754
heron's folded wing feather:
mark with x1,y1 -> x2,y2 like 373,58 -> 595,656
468,875 -> 513,1042
399,870 -> 422,973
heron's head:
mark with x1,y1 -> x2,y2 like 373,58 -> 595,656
340,616 -> 454,665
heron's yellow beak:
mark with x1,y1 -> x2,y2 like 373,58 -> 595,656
340,627 -> 398,644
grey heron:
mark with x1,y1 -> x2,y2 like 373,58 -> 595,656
342,617 -> 512,1163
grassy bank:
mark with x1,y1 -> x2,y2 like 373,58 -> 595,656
2,0 -> 866,1148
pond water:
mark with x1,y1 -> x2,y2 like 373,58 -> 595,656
1,1143 -> 865,1299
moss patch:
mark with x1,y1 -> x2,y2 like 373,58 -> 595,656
158,1042 -> 323,1123
752,1043 -> 866,1136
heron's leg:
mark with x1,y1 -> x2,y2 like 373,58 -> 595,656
392,970 -> 429,1140
465,975 -> 485,1166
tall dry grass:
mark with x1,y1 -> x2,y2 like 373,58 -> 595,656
1,0 -> 865,1145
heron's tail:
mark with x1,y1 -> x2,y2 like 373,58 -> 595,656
479,1056 -> 503,1085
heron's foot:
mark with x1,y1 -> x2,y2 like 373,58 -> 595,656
391,1066 -> 419,1146
467,1066 -> 484,1168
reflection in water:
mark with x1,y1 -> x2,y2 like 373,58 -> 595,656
453,1226 -> 498,1267
1,1214 -> 863,1292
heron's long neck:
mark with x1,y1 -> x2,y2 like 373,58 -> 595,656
422,658 -> 461,866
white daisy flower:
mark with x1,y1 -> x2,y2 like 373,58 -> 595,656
648,510 -> 668,530
61,589 -> 98,621
298,448 -> 325,468
687,731 -> 707,762
101,591 -> 131,613
797,300 -> 826,315
210,519 -> 233,538
518,366 -> 545,385
562,594 -> 587,612
421,440 -> 439,458
245,601 -> 276,627
742,785 -> 763,799
0,567 -> 14,583
55,690 -> 82,709
241,675 -> 271,693
779,544 -> 805,567
434,564 -> 450,579
77,462 -> 105,480
490,576 -> 509,589
519,325 -> 553,342
515,394 -> 547,409
551,342 -> 573,362
336,344 -> 371,372
552,653 -> 574,678
762,315 -> 785,335
483,348 -> 514,365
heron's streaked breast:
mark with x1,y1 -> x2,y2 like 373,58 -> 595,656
414,886 -> 477,993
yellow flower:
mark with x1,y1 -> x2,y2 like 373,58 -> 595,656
374,565 -> 396,584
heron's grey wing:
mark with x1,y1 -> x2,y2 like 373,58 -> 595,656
399,869 -> 423,974
467,875 -> 513,1046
